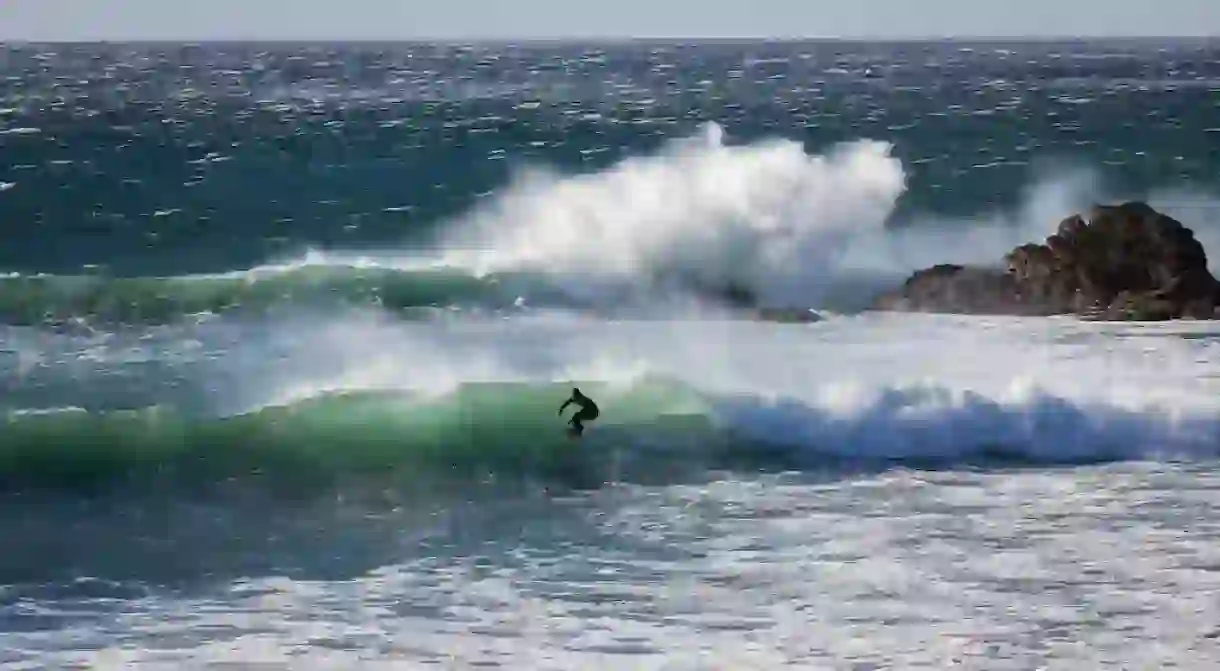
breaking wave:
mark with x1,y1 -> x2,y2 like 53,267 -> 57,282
3,371 -> 1218,495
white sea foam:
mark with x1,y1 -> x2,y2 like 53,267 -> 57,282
437,122 -> 906,308
217,309 -> 1220,463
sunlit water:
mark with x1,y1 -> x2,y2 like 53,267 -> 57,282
3,38 -> 1220,669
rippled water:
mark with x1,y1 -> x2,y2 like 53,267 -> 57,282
5,464 -> 1220,669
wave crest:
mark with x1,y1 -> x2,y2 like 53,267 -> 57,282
439,122 -> 906,307
2,374 -> 1216,494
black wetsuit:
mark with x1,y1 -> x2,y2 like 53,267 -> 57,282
559,389 -> 599,435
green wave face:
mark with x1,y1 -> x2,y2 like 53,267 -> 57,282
0,378 -> 719,494
0,266 -> 559,325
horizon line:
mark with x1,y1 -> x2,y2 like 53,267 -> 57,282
2,34 -> 1219,45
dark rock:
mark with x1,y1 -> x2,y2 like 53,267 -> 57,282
872,263 -> 1048,315
753,307 -> 823,323
872,202 -> 1220,321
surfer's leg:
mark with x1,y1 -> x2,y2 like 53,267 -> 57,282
566,416 -> 584,436
566,407 -> 594,436
573,407 -> 596,427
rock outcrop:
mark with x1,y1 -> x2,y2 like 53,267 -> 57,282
872,202 -> 1220,320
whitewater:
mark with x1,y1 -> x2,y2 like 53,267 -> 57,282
4,39 -> 1220,669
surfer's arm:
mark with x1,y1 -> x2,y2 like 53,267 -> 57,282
558,399 -> 572,415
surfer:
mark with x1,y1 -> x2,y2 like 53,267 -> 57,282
558,387 -> 599,436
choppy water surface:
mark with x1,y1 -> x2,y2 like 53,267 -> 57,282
4,464 -> 1220,669
1,38 -> 1219,668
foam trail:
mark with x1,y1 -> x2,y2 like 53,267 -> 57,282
439,123 -> 906,307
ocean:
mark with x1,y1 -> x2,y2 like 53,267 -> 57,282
2,38 -> 1220,669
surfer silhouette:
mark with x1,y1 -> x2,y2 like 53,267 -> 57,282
558,387 -> 599,436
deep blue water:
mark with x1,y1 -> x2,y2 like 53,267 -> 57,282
1,39 -> 1218,277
